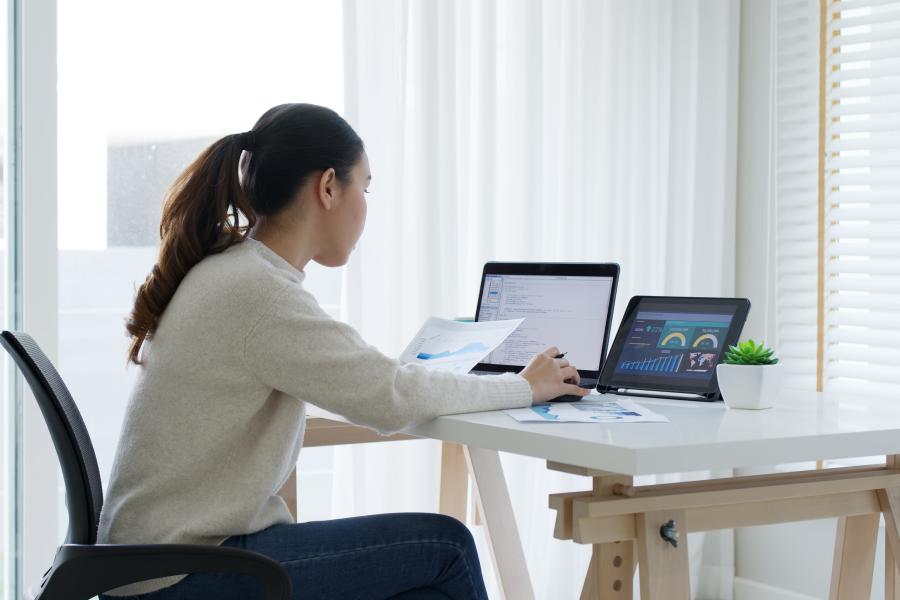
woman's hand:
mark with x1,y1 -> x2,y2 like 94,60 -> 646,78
519,346 -> 590,404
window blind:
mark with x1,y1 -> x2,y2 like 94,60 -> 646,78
824,0 -> 900,395
775,0 -> 821,390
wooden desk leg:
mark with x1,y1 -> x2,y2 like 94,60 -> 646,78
581,538 -> 637,600
636,509 -> 690,600
886,455 -> 900,600
829,513 -> 879,599
581,475 -> 636,600
465,446 -> 536,600
879,486 -> 900,600
439,442 -> 469,522
887,542 -> 900,600
277,466 -> 298,522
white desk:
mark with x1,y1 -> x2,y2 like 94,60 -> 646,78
407,389 -> 900,599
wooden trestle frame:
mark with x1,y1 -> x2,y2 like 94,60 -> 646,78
548,456 -> 900,599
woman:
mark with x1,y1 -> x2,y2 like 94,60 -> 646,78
98,103 -> 588,599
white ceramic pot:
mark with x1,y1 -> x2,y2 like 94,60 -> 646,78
716,363 -> 783,410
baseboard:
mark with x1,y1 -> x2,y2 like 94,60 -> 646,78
733,577 -> 821,600
692,564 -> 736,600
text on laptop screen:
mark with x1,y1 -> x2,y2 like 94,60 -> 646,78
477,274 -> 614,369
612,310 -> 735,384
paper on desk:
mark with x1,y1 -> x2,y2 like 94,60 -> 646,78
399,316 -> 524,374
505,397 -> 670,423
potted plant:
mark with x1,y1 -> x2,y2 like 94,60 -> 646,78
716,339 -> 782,409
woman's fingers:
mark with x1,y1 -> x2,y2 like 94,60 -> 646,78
522,349 -> 591,403
560,366 -> 580,384
565,383 -> 591,396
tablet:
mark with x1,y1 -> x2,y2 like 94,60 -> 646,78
597,296 -> 750,401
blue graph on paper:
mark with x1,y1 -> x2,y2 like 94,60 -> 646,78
530,405 -> 559,420
417,341 -> 491,360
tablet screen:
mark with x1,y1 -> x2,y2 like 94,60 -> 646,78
600,297 -> 750,395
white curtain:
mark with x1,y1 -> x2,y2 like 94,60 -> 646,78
334,1 -> 740,598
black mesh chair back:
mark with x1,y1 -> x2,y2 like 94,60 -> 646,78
0,331 -> 104,545
3,330 -> 291,600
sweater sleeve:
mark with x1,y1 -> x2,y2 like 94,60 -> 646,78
242,284 -> 533,434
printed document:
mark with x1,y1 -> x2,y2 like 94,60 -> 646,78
399,317 -> 524,374
505,396 -> 669,423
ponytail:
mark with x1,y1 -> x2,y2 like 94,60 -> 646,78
126,134 -> 254,364
126,103 -> 364,365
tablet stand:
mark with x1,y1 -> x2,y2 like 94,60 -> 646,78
596,386 -> 722,402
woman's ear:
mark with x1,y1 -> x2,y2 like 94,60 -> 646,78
318,168 -> 337,210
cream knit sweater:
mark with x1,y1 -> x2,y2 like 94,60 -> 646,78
97,237 -> 532,595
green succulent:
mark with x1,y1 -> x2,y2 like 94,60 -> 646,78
723,339 -> 779,365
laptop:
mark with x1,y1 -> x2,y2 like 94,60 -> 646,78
470,262 -> 620,398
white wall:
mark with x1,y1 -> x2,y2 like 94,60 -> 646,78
735,0 -> 776,344
735,513 -> 887,600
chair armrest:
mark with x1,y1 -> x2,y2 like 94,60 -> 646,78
37,543 -> 291,600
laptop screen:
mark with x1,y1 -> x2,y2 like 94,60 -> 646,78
476,274 -> 615,371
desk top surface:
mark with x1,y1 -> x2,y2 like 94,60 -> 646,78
405,389 -> 900,475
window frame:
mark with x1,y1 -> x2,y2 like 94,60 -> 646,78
11,0 -> 60,595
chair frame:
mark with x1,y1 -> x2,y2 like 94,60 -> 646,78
1,330 -> 291,600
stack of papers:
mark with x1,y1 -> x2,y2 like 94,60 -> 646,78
505,397 -> 670,423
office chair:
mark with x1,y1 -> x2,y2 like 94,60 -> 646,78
0,330 -> 291,600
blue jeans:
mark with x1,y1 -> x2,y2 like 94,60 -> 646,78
102,513 -> 489,600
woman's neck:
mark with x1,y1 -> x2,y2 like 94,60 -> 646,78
249,217 -> 316,272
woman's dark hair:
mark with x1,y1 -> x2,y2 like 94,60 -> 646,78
126,103 -> 364,364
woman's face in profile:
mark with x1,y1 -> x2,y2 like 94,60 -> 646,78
315,151 -> 370,267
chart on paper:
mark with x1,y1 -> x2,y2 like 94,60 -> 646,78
416,341 -> 491,361
399,317 -> 524,373
505,396 -> 670,423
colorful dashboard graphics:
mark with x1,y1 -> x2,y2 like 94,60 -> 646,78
614,311 -> 733,380
657,321 -> 729,350
620,353 -> 683,373
687,352 -> 717,373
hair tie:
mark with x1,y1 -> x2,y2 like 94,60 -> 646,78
237,130 -> 257,151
